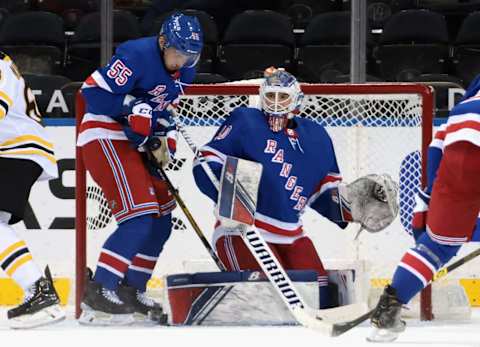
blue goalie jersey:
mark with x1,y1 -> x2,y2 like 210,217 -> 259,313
193,107 -> 348,238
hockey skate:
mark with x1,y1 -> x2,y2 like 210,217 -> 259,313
78,276 -> 135,326
118,284 -> 168,325
367,285 -> 406,343
8,266 -> 65,329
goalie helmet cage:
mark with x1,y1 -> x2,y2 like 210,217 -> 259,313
75,83 -> 433,320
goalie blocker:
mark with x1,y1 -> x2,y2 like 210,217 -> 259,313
164,268 -> 360,326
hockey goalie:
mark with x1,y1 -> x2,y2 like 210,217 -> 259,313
166,67 -> 399,325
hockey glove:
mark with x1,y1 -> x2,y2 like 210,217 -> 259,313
147,136 -> 172,169
338,174 -> 399,233
411,189 -> 430,241
147,112 -> 178,168
124,97 -> 153,137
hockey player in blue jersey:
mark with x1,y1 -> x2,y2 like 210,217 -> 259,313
77,12 -> 203,325
368,75 -> 480,342
192,67 -> 399,309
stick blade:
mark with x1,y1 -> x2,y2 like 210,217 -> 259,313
331,309 -> 374,337
316,302 -> 369,324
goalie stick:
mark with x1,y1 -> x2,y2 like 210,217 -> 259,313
169,109 -> 369,336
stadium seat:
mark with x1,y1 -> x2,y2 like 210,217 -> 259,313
297,12 -> 366,83
218,10 -> 295,80
279,0 -> 339,29
36,0 -> 99,30
66,10 -> 140,81
452,11 -> 480,86
36,0 -> 99,13
373,9 -> 449,81
0,8 -> 9,28
182,0 -> 243,34
340,0 -> 417,30
147,9 -> 219,73
193,72 -> 228,84
0,11 -> 65,74
2,0 -> 32,12
23,73 -> 71,117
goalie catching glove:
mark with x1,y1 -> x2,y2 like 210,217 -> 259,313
338,174 -> 399,233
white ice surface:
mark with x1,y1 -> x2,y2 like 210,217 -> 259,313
1,307 -> 480,347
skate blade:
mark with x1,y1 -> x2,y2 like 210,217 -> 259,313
9,304 -> 66,329
366,327 -> 400,343
130,312 -> 168,326
78,303 -> 135,326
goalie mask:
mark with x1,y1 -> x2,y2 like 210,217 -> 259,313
259,67 -> 304,132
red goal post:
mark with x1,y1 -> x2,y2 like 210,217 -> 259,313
75,83 -> 434,320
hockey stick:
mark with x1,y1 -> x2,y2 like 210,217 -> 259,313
170,111 -> 369,336
145,147 -> 227,272
433,247 -> 480,281
331,245 -> 480,336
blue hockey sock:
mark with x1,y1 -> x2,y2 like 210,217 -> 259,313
391,232 -> 460,304
124,214 -> 172,291
94,215 -> 154,290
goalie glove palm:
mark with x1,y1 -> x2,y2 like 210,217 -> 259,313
339,174 -> 399,233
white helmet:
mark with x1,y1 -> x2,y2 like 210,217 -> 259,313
259,67 -> 304,132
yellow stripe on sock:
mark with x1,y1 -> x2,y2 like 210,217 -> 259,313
0,240 -> 26,262
6,254 -> 33,277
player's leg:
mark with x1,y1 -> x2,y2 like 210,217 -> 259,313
80,139 -> 160,325
120,211 -> 172,323
274,236 -> 331,309
369,141 -> 480,342
0,158 -> 64,328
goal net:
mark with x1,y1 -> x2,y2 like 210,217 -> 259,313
75,83 -> 434,319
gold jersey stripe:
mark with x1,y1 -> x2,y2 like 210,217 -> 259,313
0,135 -> 54,150
0,90 -> 13,106
0,240 -> 26,262
0,107 -> 5,120
0,149 -> 56,164
6,254 -> 33,277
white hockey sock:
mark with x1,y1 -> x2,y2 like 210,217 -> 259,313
0,218 -> 42,291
